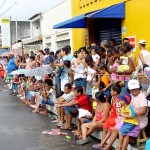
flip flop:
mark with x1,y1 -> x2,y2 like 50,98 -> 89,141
92,144 -> 101,149
76,138 -> 89,145
60,126 -> 72,131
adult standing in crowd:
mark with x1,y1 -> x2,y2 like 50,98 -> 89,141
43,48 -> 54,66
7,52 -> 19,74
138,40 -> 150,68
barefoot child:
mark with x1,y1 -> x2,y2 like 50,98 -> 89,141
117,94 -> 138,150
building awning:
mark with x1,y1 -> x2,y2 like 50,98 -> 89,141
53,14 -> 86,29
53,2 -> 125,29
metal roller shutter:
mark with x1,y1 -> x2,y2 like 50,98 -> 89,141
96,19 -> 121,45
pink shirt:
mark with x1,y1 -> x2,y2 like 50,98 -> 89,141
130,92 -> 148,129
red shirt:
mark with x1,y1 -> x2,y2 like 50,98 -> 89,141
74,94 -> 92,112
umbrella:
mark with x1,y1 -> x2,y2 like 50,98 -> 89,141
25,66 -> 53,76
1,52 -> 9,57
10,69 -> 28,75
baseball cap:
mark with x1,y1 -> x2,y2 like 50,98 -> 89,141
139,40 -> 146,44
128,79 -> 140,90
118,94 -> 131,104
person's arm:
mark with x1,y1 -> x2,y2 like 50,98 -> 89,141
118,57 -> 134,75
14,59 -> 19,67
139,52 -> 146,66
55,97 -> 65,104
58,99 -> 78,107
135,106 -> 147,117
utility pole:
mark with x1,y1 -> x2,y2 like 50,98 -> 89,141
16,19 -> 18,48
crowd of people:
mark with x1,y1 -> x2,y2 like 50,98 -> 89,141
0,38 -> 150,150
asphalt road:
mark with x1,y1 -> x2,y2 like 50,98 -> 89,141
0,83 -> 98,150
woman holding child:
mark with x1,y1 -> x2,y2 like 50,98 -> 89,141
95,79 -> 148,150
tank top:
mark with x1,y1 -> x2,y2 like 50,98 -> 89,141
109,97 -> 119,118
96,110 -> 103,121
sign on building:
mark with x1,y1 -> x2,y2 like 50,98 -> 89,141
0,18 -> 11,48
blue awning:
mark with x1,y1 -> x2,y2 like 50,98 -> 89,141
86,3 -> 125,18
53,2 -> 125,29
53,14 -> 86,29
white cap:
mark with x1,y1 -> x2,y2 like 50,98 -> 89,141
139,40 -> 146,44
128,79 -> 140,90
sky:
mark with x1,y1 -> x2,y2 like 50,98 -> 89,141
0,0 -> 65,21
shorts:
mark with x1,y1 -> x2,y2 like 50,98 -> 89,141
40,98 -> 54,106
84,118 -> 92,123
64,106 -> 78,116
103,116 -> 116,132
116,122 -> 141,137
74,78 -> 86,87
120,122 -> 136,136
26,91 -> 31,100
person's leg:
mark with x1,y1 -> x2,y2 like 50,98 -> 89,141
102,128 -> 108,140
57,107 -> 61,123
81,122 -> 92,139
103,128 -> 119,150
99,131 -> 111,148
32,94 -> 40,112
87,122 -> 103,137
122,135 -> 129,150
60,107 -> 64,123
118,133 -> 124,150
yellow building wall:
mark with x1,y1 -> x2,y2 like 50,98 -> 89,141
71,0 -> 150,58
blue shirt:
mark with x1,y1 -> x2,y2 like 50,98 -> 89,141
7,57 -> 18,74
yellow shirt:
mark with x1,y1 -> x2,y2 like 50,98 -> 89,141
121,105 -> 138,125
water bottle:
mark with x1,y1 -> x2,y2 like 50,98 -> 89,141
146,139 -> 150,150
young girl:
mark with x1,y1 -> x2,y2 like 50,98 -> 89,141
77,91 -> 111,145
97,64 -> 112,103
85,55 -> 97,99
93,84 -> 122,149
71,49 -> 87,94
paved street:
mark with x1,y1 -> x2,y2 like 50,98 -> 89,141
0,83 -> 97,150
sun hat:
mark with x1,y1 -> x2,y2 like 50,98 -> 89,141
128,79 -> 140,90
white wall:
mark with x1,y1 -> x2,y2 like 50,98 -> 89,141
41,0 -> 72,52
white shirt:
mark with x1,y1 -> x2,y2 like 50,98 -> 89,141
86,66 -> 97,81
92,54 -> 100,64
139,50 -> 150,68
71,58 -> 86,80
61,91 -> 74,102
48,88 -> 56,102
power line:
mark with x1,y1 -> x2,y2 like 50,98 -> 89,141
0,0 -> 7,10
0,2 -> 17,17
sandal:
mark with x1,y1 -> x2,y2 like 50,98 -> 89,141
60,126 -> 72,131
76,138 -> 89,145
92,144 -> 101,149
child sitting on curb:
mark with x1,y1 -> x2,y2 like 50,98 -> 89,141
117,94 -> 138,150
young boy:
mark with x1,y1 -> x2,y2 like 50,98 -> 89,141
117,94 -> 138,150
39,79 -> 56,115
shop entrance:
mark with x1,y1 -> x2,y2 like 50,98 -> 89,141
88,18 -> 121,46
